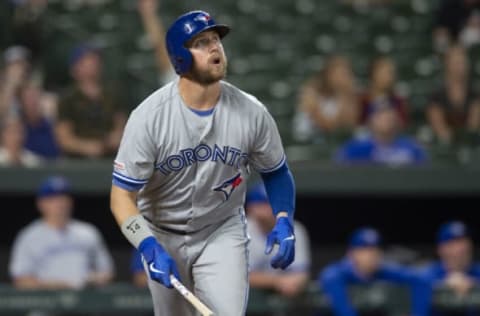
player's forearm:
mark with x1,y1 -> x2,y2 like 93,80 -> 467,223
14,276 -> 73,290
61,138 -> 103,155
56,123 -> 104,155
282,273 -> 309,293
427,106 -> 451,142
139,9 -> 171,72
260,162 -> 295,220
248,272 -> 279,289
87,271 -> 114,286
141,11 -> 163,46
133,272 -> 149,288
110,184 -> 141,226
110,185 -> 155,248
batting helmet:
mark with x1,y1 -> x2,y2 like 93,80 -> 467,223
166,10 -> 230,75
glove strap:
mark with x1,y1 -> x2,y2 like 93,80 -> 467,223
121,214 -> 154,248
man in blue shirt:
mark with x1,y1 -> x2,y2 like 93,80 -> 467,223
418,221 -> 480,314
318,227 -> 428,316
335,106 -> 427,166
20,81 -> 60,160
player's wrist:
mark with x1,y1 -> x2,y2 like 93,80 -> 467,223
275,212 -> 293,226
138,236 -> 157,252
121,214 -> 155,249
276,211 -> 289,219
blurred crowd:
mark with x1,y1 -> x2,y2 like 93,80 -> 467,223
1,0 -> 480,168
0,0 -> 174,167
293,44 -> 480,165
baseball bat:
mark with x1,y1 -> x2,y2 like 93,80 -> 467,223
170,275 -> 214,316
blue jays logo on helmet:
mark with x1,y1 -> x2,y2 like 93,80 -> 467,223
194,13 -> 211,24
213,173 -> 243,201
166,10 -> 230,75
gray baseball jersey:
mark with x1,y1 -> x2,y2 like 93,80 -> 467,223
113,79 -> 285,232
9,219 -> 114,288
112,79 -> 286,316
248,218 -> 311,274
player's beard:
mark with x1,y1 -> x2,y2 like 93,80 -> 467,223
189,58 -> 228,85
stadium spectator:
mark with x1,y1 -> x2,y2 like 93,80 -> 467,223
417,221 -> 480,314
137,0 -> 176,85
335,106 -> 427,165
0,115 -> 42,167
426,45 -> 480,146
293,55 -> 359,143
19,79 -> 60,160
246,183 -> 311,299
359,56 -> 409,128
0,45 -> 31,118
433,0 -> 480,52
9,175 -> 114,289
56,44 -> 126,158
318,227 -> 429,316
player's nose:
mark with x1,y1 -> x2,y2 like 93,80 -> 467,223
208,40 -> 222,52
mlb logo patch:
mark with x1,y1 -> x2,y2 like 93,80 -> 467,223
114,160 -> 126,171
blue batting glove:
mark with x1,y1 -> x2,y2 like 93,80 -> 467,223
265,217 -> 295,269
139,236 -> 181,288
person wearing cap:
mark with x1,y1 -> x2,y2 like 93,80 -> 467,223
246,183 -> 311,299
417,220 -> 480,313
318,227 -> 429,316
9,176 -> 114,290
334,106 -> 427,166
56,43 -> 126,158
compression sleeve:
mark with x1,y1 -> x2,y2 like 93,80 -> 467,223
260,161 -> 295,220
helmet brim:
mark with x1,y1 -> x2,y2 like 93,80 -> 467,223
201,24 -> 230,39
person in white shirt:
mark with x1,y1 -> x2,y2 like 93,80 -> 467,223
9,175 -> 114,290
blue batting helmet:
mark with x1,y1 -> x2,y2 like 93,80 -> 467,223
166,10 -> 230,75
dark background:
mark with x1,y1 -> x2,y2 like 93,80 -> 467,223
2,193 -> 479,283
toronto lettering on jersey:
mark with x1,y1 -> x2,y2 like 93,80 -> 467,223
155,144 -> 249,175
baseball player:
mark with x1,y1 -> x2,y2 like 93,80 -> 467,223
319,227 -> 429,316
10,176 -> 114,290
417,221 -> 480,313
110,10 -> 296,316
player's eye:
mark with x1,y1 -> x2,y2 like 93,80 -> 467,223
192,35 -> 221,50
195,38 -> 210,49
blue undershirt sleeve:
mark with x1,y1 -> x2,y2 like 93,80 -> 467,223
260,161 -> 295,220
